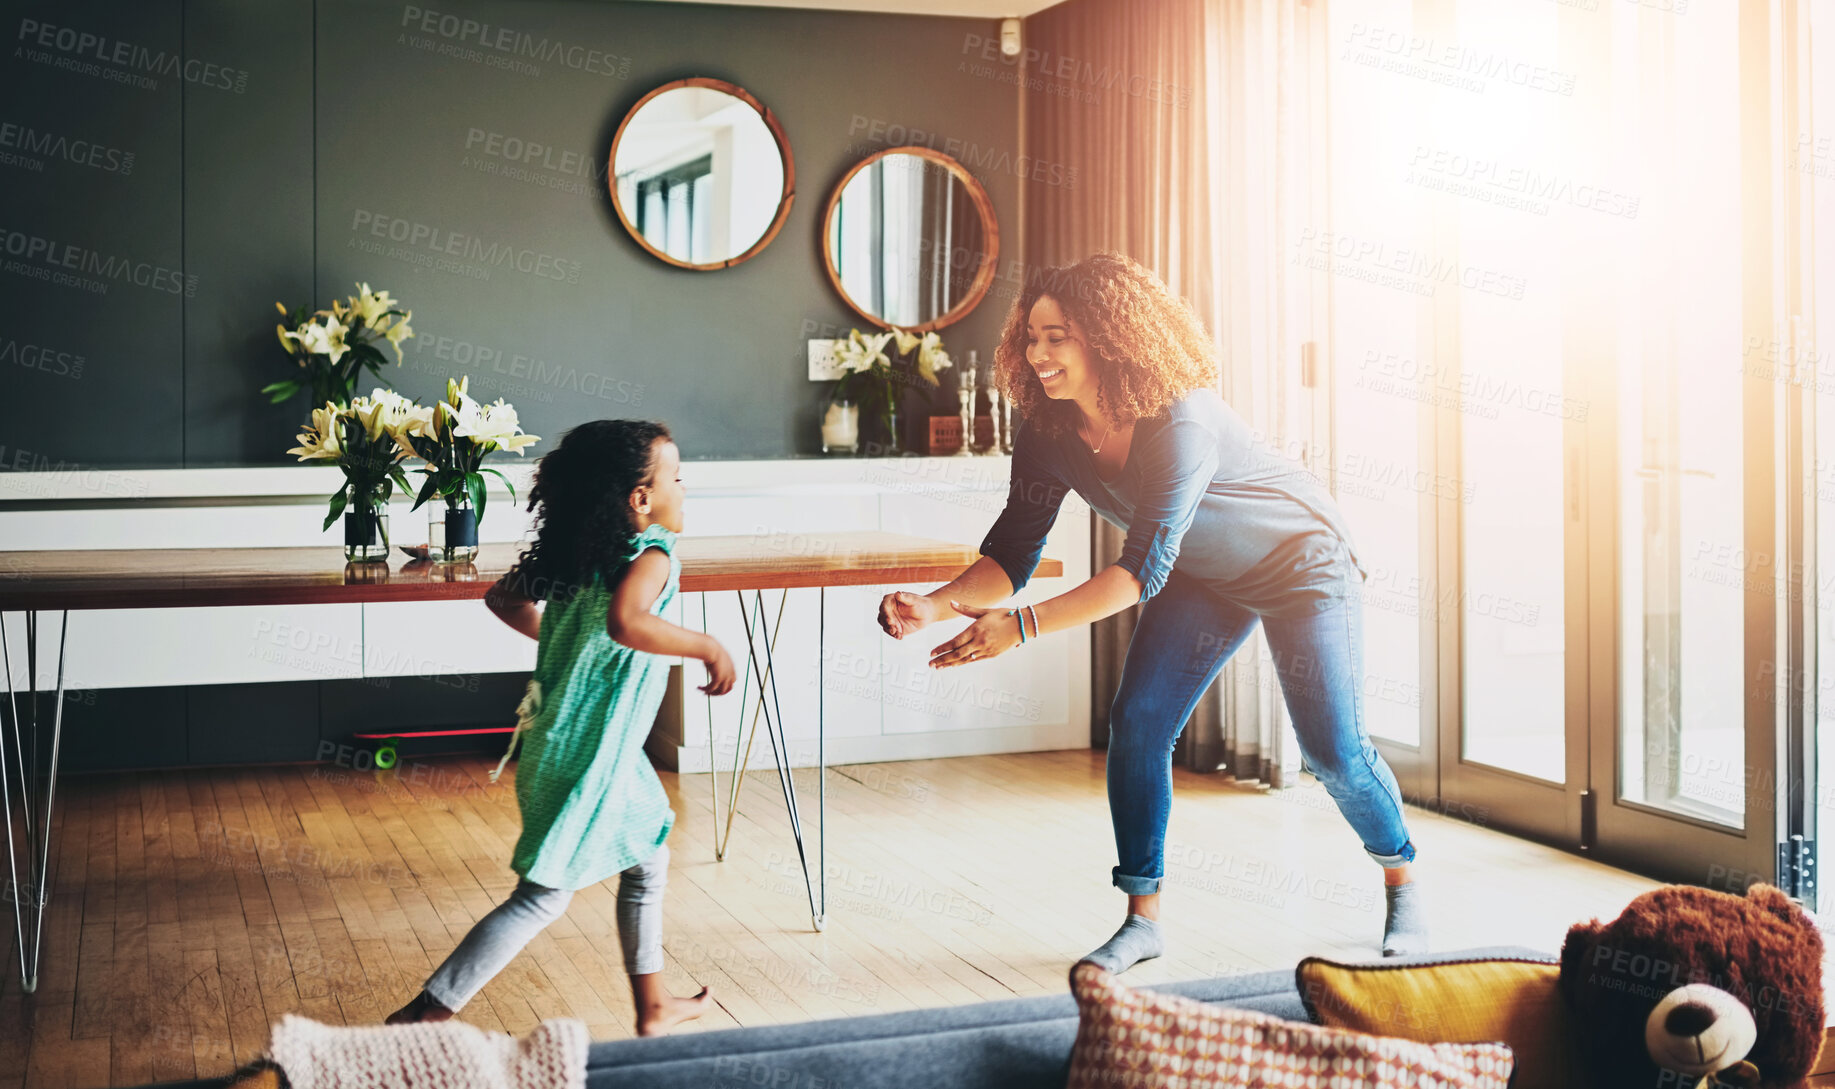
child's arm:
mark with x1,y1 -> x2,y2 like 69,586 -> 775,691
484,578 -> 542,640
608,548 -> 736,695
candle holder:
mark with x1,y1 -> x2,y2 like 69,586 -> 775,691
822,397 -> 859,455
953,351 -> 978,457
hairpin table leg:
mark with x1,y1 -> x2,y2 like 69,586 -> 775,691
1,609 -> 68,994
708,590 -> 787,862
709,587 -> 828,934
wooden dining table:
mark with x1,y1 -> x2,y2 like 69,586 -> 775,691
0,532 -> 1061,991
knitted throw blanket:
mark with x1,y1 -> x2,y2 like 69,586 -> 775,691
267,1015 -> 589,1089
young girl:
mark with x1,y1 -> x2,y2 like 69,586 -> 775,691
388,419 -> 735,1036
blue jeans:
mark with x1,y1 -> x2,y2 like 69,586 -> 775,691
1106,574 -> 1415,895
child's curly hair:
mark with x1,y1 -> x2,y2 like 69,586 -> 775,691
501,419 -> 671,602
992,253 -> 1219,436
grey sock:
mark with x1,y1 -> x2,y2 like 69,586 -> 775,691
1079,914 -> 1164,975
1382,881 -> 1429,957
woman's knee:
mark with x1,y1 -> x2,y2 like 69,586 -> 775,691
1300,736 -> 1381,795
1108,685 -> 1185,759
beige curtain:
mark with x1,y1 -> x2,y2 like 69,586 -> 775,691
1023,0 -> 1327,786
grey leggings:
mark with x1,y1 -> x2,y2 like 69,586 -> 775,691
423,844 -> 670,1010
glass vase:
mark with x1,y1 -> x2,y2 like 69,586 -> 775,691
821,398 -> 859,455
428,493 -> 479,564
343,485 -> 390,563
882,398 -> 904,457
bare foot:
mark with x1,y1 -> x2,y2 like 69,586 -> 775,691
635,986 -> 712,1037
385,991 -> 457,1025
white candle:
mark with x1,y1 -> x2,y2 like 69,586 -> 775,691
822,401 -> 858,448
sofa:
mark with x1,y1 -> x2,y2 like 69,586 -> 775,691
148,946 -> 1550,1089
585,945 -> 1549,1089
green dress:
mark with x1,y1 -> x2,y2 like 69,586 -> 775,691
509,523 -> 679,890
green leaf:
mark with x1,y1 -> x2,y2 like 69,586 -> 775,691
466,471 -> 487,527
480,466 -> 516,506
322,487 -> 349,532
411,472 -> 439,511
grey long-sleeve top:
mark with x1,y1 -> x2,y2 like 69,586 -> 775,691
979,387 -> 1368,619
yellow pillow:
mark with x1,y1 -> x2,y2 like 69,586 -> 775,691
1296,956 -> 1581,1089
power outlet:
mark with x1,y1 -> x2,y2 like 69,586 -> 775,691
807,339 -> 845,381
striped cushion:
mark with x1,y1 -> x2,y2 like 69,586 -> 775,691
1067,962 -> 1515,1088
1296,955 -> 1578,1089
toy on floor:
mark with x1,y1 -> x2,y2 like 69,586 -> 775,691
1560,883 -> 1825,1089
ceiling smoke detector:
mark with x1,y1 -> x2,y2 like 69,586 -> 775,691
1000,17 -> 1021,57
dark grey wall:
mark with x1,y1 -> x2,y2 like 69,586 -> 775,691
1,0 -> 1020,469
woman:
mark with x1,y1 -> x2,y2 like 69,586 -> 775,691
876,254 -> 1425,973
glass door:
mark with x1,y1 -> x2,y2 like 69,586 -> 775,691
1323,0 -> 1800,882
1321,0 -> 1433,803
1583,0 -> 1781,884
1429,0 -> 1577,845
1799,1 -> 1834,918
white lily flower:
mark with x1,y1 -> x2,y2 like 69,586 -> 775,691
394,402 -> 437,457
286,403 -> 346,461
455,398 -> 540,454
834,329 -> 892,374
350,283 -> 399,328
916,331 -> 953,385
294,315 -> 350,364
892,327 -> 920,354
380,310 -> 414,360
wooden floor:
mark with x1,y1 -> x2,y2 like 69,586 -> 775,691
0,750 -> 1660,1089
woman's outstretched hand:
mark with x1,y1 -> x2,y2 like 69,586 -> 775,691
878,590 -> 949,639
929,602 -> 1022,669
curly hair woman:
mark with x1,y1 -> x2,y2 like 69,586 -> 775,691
389,419 -> 735,1034
876,253 -> 1425,971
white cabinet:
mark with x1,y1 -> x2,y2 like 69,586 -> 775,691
0,458 -> 1091,769
361,599 -> 538,678
2,604 -> 364,691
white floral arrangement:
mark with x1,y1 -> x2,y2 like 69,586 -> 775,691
400,376 -> 541,527
265,283 -> 414,408
286,388 -> 425,534
829,327 -> 953,445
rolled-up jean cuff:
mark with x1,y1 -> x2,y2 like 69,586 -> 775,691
1365,840 -> 1417,868
629,950 -> 665,976
1112,867 -> 1162,896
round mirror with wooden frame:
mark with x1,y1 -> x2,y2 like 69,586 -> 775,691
608,77 -> 795,271
822,146 -> 998,333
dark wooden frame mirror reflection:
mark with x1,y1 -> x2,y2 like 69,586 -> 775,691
608,76 -> 796,271
821,145 -> 998,333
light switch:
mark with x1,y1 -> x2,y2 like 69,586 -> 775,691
808,339 -> 844,381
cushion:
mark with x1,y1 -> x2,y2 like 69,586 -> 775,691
1296,955 -> 1580,1089
1068,962 -> 1514,1088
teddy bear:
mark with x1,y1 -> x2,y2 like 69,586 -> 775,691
1559,883 -> 1825,1088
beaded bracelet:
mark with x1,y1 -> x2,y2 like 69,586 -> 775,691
1025,604 -> 1041,641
